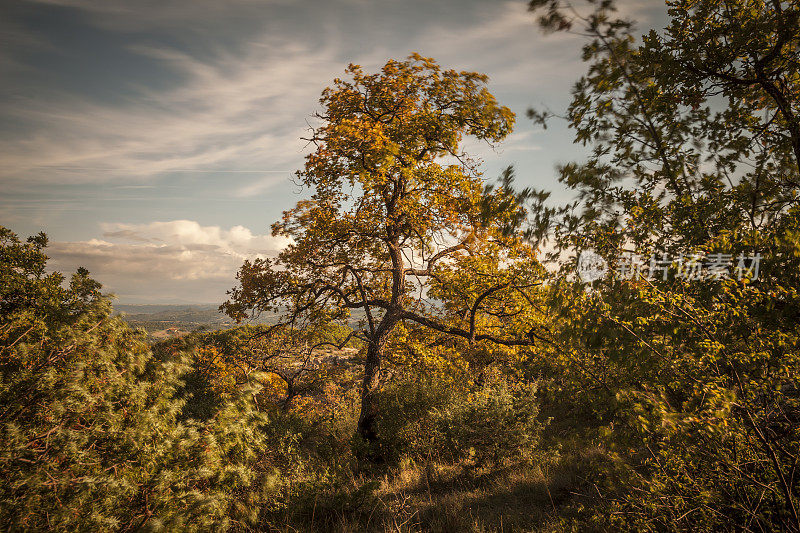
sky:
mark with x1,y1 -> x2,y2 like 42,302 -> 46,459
0,0 -> 668,304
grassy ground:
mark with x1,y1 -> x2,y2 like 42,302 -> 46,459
258,444 -> 603,532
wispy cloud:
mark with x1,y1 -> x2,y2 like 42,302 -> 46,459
27,0 -> 289,32
0,36 -> 339,186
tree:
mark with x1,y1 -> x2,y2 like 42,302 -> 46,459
223,54 -> 544,447
186,322 -> 358,411
1,227 -> 101,337
526,0 -> 800,529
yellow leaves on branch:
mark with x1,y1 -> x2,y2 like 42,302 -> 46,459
278,53 -> 516,246
194,345 -> 287,401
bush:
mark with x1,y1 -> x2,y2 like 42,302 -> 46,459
376,368 -> 545,467
0,307 -> 275,531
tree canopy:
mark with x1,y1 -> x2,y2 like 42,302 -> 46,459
526,0 -> 800,529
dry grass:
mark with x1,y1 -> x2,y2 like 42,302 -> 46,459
257,451 -> 602,533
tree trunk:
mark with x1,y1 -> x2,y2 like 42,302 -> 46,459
357,339 -> 383,444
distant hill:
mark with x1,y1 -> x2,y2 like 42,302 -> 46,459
114,303 -> 281,338
114,303 -> 368,339
113,304 -> 221,316
115,305 -> 227,324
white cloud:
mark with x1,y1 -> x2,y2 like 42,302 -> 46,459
0,0 -> 582,188
47,220 -> 289,302
406,2 -> 584,92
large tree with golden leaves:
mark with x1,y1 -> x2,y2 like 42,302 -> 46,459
223,54 -> 545,445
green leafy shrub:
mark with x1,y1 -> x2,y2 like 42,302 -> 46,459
376,368 -> 545,467
0,227 -> 272,531
429,370 -> 543,466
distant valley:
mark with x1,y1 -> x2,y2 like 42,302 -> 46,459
114,304 -> 280,339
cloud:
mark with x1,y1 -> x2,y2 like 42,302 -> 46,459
406,2 -> 583,92
26,0 -> 289,32
494,131 -> 543,153
0,35 -> 339,186
0,0 -> 663,189
0,0 -> 582,188
47,220 -> 289,303
233,172 -> 294,197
